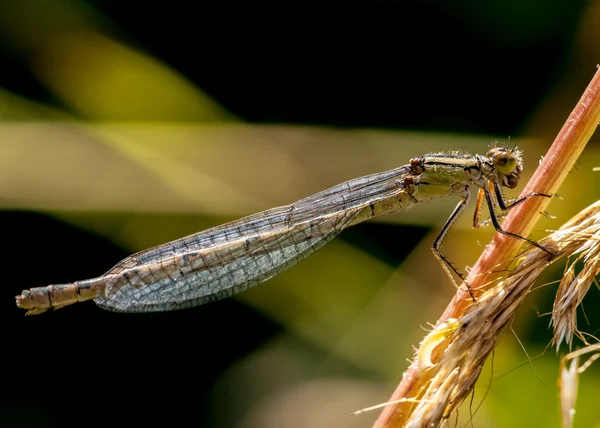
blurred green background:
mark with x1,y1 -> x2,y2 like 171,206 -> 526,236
2,1 -> 600,427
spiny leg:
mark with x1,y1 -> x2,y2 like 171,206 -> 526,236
483,183 -> 553,255
493,181 -> 552,211
473,183 -> 513,228
432,193 -> 476,300
475,182 -> 553,229
472,187 -> 486,228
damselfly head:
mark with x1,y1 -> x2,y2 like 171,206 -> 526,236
486,147 -> 523,189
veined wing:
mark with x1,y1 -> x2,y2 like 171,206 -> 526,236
95,165 -> 413,312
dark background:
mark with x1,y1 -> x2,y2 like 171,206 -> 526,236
1,1 -> 598,427
1,1 -> 586,131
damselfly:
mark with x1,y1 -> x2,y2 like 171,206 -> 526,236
16,146 -> 550,315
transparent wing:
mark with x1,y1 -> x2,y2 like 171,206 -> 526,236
94,165 -> 412,312
95,217 -> 347,312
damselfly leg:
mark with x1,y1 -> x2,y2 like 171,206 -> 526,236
432,193 -> 477,299
436,182 -> 553,300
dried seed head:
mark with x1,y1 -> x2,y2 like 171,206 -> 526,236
395,200 -> 600,426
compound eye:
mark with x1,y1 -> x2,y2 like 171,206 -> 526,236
493,151 -> 517,175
